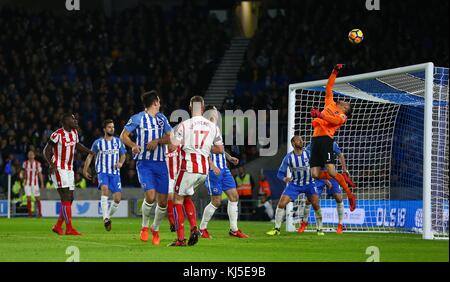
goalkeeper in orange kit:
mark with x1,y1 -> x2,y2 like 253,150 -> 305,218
309,64 -> 357,211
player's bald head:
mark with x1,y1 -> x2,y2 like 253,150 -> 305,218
61,113 -> 72,123
291,135 -> 303,143
61,113 -> 78,129
204,105 -> 218,123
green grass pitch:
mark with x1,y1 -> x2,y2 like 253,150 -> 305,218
0,218 -> 448,262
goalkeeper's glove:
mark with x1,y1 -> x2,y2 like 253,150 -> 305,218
333,64 -> 345,74
310,107 -> 322,118
312,120 -> 319,128
342,171 -> 356,188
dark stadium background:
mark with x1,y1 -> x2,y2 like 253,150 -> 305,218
0,0 -> 448,217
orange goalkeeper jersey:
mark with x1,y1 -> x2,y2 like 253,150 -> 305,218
312,71 -> 347,138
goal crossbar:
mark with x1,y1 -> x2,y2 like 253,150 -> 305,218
287,62 -> 449,240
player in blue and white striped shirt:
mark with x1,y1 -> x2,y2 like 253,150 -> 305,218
120,91 -> 172,245
92,136 -> 126,176
83,119 -> 127,231
266,135 -> 324,236
198,106 -> 249,239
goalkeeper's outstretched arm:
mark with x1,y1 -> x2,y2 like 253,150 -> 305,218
325,64 -> 344,106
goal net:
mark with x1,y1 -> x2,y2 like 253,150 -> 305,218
286,63 -> 448,240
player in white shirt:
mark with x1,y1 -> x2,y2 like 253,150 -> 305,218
166,143 -> 180,232
169,96 -> 224,247
166,138 -> 198,233
22,150 -> 44,217
43,113 -> 95,236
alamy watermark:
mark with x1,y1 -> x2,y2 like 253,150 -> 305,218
65,246 -> 80,262
366,0 -> 381,10
167,103 -> 279,156
365,246 -> 380,262
66,0 -> 80,11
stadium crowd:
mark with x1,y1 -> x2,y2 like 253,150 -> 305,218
232,0 -> 449,114
0,2 -> 230,191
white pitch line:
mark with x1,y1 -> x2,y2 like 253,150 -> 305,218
52,219 -> 138,225
57,238 -> 130,249
2,234 -> 131,248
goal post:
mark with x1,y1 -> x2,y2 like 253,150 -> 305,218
286,63 -> 449,240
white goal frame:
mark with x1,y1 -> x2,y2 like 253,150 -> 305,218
287,63 -> 439,240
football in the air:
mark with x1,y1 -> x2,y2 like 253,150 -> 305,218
348,29 -> 364,44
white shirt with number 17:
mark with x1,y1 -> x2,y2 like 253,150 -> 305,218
174,116 -> 223,174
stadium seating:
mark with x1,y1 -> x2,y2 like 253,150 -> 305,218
0,3 -> 229,187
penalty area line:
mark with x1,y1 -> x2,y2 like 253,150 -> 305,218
3,234 -> 130,248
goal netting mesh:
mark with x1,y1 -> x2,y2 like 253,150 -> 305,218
286,65 -> 448,239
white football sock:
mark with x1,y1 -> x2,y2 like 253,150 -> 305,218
274,207 -> 285,229
151,204 -> 167,231
200,202 -> 218,230
263,201 -> 274,219
303,204 -> 311,223
337,202 -> 344,225
101,195 -> 109,220
109,201 -> 120,217
314,208 -> 323,231
227,201 -> 239,232
141,200 -> 154,228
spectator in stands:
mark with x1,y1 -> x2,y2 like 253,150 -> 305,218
235,165 -> 255,220
235,166 -> 254,198
0,3 -> 230,187
221,90 -> 236,111
257,171 -> 274,221
258,172 -> 272,200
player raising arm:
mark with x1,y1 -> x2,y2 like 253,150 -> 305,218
83,119 -> 126,231
266,136 -> 324,236
309,64 -> 357,212
43,113 -> 95,235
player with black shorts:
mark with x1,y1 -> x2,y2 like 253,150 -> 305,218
309,64 -> 357,211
